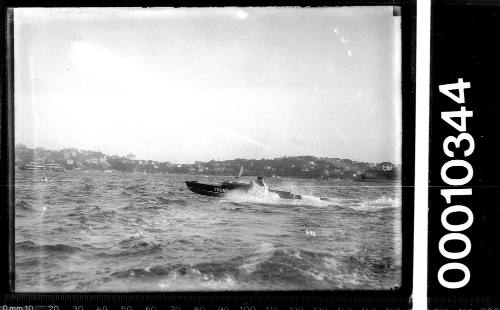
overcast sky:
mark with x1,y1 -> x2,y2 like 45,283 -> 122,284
14,7 -> 401,164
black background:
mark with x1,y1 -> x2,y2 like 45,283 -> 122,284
429,0 -> 500,308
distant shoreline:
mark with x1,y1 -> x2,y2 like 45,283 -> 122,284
15,144 -> 400,181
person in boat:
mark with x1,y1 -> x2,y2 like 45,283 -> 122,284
250,176 -> 268,192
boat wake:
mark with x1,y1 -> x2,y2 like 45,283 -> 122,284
222,190 -> 338,207
345,195 -> 401,212
222,190 -> 399,211
224,189 -> 281,202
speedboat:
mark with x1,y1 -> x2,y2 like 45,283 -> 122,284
185,180 -> 302,200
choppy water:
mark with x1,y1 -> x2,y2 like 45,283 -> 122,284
15,170 -> 402,292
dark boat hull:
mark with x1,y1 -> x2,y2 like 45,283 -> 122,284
185,181 -> 302,200
185,181 -> 249,197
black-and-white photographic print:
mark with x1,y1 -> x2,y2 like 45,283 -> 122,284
14,7 -> 404,292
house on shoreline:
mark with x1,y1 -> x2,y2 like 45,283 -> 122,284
15,144 -> 399,180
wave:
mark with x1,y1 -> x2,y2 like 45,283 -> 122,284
220,185 -> 398,210
236,246 -> 344,289
155,196 -> 187,206
67,212 -> 89,224
95,232 -> 164,257
106,261 -> 242,291
121,184 -> 147,197
67,209 -> 117,225
124,184 -> 148,191
122,184 -> 151,197
93,210 -> 117,221
16,200 -> 35,212
295,195 -> 340,207
370,195 -> 400,206
95,241 -> 163,258
222,191 -> 341,209
239,242 -> 276,273
15,173 -> 401,291
16,241 -> 84,254
82,184 -> 95,191
75,265 -> 237,291
16,256 -> 60,270
344,195 -> 401,212
16,200 -> 49,215
120,203 -> 136,211
159,273 -> 238,291
68,244 -> 398,291
350,248 -> 399,272
111,265 -> 171,278
224,190 -> 281,202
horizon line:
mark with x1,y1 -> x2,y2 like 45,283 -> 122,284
15,143 -> 401,166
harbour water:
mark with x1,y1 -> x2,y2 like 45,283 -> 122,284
15,170 -> 402,291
